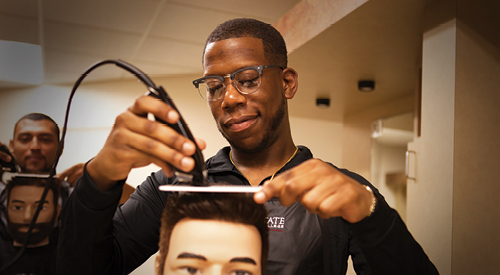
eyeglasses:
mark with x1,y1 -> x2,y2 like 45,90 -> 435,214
192,65 -> 283,102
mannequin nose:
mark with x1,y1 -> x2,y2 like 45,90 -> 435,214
205,265 -> 223,275
24,205 -> 34,222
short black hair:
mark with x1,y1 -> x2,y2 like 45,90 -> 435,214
203,18 -> 288,68
157,191 -> 268,275
13,113 -> 60,140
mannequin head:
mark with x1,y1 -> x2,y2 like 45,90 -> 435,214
5,176 -> 61,247
156,192 -> 268,275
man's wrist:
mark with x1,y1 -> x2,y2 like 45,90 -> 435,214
86,159 -> 117,191
364,185 -> 377,217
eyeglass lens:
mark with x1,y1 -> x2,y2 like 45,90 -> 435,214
199,68 -> 262,101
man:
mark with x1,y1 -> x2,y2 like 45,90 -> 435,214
0,113 -> 69,227
156,191 -> 268,275
0,176 -> 61,274
0,113 -> 131,272
1,113 -> 60,175
58,18 -> 438,274
0,112 -> 133,203
0,113 -> 74,217
0,113 -> 70,273
0,112 -> 81,184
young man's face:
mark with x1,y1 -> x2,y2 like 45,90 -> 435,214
160,218 -> 262,275
9,119 -> 59,173
6,185 -> 59,246
204,37 -> 289,154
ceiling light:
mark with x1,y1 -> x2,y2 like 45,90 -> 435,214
358,80 -> 375,92
316,98 -> 330,108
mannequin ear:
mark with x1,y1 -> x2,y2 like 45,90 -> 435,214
154,254 -> 161,275
282,68 -> 298,99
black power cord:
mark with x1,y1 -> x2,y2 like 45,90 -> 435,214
0,59 -> 207,273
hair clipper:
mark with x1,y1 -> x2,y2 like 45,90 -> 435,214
70,59 -> 208,186
0,144 -> 19,172
146,86 -> 208,186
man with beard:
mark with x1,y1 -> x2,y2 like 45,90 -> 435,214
0,113 -> 72,274
1,176 -> 61,275
0,113 -> 135,206
2,113 -> 60,175
0,113 -> 72,224
58,18 -> 438,275
0,113 -> 132,273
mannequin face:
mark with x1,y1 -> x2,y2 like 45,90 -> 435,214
158,218 -> 262,275
6,185 -> 59,247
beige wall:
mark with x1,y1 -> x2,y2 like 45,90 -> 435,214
290,116 -> 343,165
407,1 -> 500,274
407,19 -> 456,275
452,18 -> 500,275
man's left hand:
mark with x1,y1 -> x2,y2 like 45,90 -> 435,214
58,163 -> 85,186
254,158 -> 375,223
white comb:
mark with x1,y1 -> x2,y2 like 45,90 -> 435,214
159,185 -> 262,193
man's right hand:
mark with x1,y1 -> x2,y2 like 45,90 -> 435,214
87,95 -> 206,191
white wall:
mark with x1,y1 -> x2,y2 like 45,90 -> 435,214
289,116 -> 343,165
0,85 -> 69,145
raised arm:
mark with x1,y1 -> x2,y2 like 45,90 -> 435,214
87,95 -> 201,190
57,95 -> 205,274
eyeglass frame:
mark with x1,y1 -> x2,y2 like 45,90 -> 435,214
192,65 -> 284,101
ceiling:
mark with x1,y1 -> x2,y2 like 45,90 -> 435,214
289,0 -> 423,121
0,0 -> 425,122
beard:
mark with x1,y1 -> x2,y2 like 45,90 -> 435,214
7,222 -> 55,246
219,95 -> 286,154
23,155 -> 51,173
6,206 -> 57,246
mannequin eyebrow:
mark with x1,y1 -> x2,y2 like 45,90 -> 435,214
229,257 -> 257,265
177,252 -> 207,261
10,199 -> 48,204
176,253 -> 256,265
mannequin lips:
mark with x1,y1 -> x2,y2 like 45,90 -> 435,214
17,225 -> 40,233
7,222 -> 54,246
